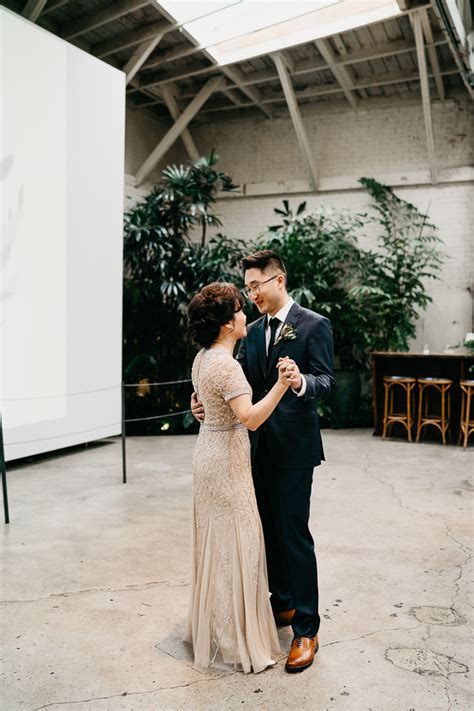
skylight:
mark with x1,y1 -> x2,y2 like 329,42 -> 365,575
157,0 -> 402,65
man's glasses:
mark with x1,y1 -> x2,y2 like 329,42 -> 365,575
242,274 -> 279,299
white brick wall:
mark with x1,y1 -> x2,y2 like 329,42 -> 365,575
125,96 -> 473,351
193,97 -> 473,183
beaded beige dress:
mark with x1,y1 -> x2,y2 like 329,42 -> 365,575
185,347 -> 281,673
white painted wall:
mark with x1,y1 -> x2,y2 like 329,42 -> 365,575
1,9 -> 125,461
124,95 -> 473,352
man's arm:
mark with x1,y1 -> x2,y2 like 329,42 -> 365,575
300,317 -> 335,402
236,335 -> 249,379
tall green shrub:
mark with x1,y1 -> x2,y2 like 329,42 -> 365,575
123,152 -> 241,433
352,177 -> 444,351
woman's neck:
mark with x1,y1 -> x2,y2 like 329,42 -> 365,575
209,338 -> 234,354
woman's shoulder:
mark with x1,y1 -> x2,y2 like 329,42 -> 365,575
194,348 -> 237,368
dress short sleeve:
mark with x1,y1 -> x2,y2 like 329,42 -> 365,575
218,356 -> 252,402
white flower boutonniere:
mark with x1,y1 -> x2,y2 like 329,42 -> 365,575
274,323 -> 297,346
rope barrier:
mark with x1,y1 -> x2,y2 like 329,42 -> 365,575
1,378 -> 192,401
4,411 -> 194,446
0,385 -> 121,401
124,379 -> 192,388
2,379 -> 196,515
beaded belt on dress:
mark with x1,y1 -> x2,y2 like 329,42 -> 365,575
200,422 -> 246,432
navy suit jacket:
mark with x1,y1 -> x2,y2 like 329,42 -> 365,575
237,302 -> 335,469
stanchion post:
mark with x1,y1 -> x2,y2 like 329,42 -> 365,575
0,414 -> 10,524
121,381 -> 127,484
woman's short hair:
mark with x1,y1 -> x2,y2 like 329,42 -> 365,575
187,282 -> 244,349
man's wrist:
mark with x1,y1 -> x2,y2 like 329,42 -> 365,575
292,375 -> 307,397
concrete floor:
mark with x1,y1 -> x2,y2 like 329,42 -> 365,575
1,430 -> 472,711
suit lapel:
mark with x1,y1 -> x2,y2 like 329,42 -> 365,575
266,302 -> 304,378
254,316 -> 267,379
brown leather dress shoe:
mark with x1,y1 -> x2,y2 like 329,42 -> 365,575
273,608 -> 295,627
285,635 -> 319,673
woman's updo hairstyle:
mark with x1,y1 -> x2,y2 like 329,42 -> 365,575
188,282 -> 244,349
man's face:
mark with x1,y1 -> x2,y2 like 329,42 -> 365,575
244,267 -> 286,315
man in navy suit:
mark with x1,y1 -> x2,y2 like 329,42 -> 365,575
192,250 -> 334,672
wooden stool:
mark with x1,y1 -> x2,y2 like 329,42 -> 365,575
458,380 -> 474,448
416,378 -> 452,445
383,376 -> 417,442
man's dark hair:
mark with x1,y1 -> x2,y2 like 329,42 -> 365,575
241,250 -> 287,278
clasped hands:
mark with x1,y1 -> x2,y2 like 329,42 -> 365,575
190,357 -> 302,423
277,356 -> 302,389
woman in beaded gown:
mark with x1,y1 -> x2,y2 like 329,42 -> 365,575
185,283 -> 294,673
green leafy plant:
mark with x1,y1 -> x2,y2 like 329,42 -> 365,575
353,177 -> 445,352
255,200 -> 369,369
122,152 -> 240,434
122,167 -> 444,432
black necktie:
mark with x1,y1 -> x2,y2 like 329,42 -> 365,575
266,317 -> 280,365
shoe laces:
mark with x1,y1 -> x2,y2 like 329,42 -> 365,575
294,638 -> 305,649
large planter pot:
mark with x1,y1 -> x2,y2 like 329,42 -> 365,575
329,369 -> 361,427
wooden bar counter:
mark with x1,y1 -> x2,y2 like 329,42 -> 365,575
371,351 -> 474,438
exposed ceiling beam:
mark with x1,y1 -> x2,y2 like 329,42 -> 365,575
419,7 -> 445,100
430,0 -> 474,98
137,61 -> 218,91
143,44 -> 199,72
133,52 -> 458,111
219,65 -> 273,119
332,33 -> 368,99
140,32 -> 446,76
142,32 -> 436,74
124,34 -> 164,85
93,18 -> 175,58
314,38 -> 359,108
411,11 -> 437,183
135,76 -> 225,185
41,0 -> 71,16
189,64 -> 458,114
60,0 -> 151,41
221,87 -> 242,107
22,0 -> 48,22
272,52 -> 318,190
130,33 -> 447,99
160,84 -> 200,161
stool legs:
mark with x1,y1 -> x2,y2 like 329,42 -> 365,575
383,382 -> 389,439
416,382 -> 451,445
407,385 -> 412,442
458,388 -> 472,449
416,385 -> 424,443
383,380 -> 415,441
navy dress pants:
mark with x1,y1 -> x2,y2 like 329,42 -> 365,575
253,432 -> 320,638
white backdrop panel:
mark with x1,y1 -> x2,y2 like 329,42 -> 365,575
1,9 -> 125,461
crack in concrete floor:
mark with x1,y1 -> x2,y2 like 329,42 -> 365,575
361,447 -> 472,710
322,622 -> 422,649
0,578 -> 190,605
33,672 -> 237,711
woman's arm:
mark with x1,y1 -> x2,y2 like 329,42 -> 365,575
228,359 -> 291,431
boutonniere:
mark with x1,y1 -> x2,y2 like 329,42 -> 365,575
274,323 -> 297,346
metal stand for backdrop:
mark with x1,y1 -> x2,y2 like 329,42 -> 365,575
1,415 -> 10,524
1,379 -> 192,523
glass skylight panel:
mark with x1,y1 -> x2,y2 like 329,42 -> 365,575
156,0 -> 402,65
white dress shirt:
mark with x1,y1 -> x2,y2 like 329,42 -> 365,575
266,298 -> 307,397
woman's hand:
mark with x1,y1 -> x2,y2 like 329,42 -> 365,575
276,357 -> 295,387
278,357 -> 303,391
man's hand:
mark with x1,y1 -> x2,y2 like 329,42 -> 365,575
191,391 -> 205,423
278,358 -> 303,391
